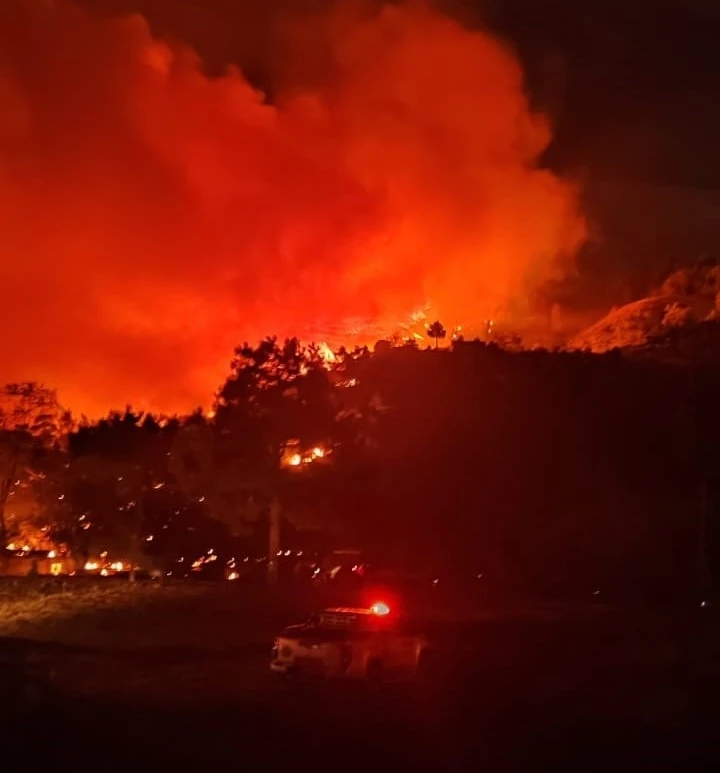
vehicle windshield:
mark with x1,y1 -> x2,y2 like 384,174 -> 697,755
310,608 -> 389,631
318,612 -> 367,629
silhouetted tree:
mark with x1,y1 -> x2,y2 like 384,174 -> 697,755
215,337 -> 337,582
426,321 -> 447,349
169,410 -> 262,539
69,410 -> 176,580
26,447 -> 87,567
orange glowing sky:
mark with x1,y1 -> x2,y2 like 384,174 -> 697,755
0,0 -> 585,416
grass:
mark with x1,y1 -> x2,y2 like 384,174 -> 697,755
0,577 -> 308,648
0,581 -> 713,770
0,577 -> 718,716
0,577 -> 313,703
1,579 -> 209,647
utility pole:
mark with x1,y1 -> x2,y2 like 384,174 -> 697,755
698,478 -> 710,603
268,494 -> 281,586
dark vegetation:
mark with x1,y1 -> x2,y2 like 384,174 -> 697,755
3,328 -> 720,606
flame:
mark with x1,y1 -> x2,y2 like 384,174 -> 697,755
317,343 -> 336,364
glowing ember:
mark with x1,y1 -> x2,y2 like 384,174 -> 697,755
288,454 -> 302,467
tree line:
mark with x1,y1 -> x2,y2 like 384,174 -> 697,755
1,329 -> 719,602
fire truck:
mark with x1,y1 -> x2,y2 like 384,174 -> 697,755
270,602 -> 433,680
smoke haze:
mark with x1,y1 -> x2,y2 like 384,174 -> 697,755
0,0 -> 585,415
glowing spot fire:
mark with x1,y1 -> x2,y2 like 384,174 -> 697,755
317,342 -> 336,363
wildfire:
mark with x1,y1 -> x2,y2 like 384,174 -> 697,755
84,558 -> 127,574
0,1 -> 585,416
284,443 -> 329,468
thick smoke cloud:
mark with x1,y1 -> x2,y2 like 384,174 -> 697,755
0,0 -> 585,415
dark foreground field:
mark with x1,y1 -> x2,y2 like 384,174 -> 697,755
1,579 -> 719,772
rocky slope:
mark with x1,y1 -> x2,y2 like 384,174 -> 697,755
568,263 -> 720,353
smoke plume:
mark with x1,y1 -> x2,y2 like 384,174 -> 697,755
0,0 -> 585,415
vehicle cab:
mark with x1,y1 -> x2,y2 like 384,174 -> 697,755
270,602 -> 431,680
